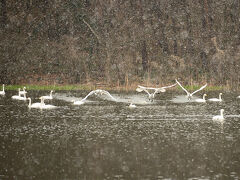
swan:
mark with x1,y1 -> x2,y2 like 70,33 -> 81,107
0,84 -> 5,95
12,88 -> 27,100
129,103 -> 136,108
39,97 -> 57,109
175,79 -> 207,100
40,90 -> 53,100
208,93 -> 222,102
212,109 -> 224,121
72,89 -> 116,105
195,94 -> 207,103
19,87 -> 27,96
72,100 -> 85,105
27,97 -> 44,109
136,83 -> 177,101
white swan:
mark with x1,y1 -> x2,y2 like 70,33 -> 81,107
129,103 -> 136,108
12,88 -> 27,100
195,94 -> 207,103
27,97 -> 44,109
72,100 -> 85,105
136,83 -> 177,101
40,90 -> 53,100
0,84 -> 5,95
176,79 -> 207,100
212,109 -> 224,121
208,93 -> 222,102
39,97 -> 57,109
19,87 -> 27,96
72,89 -> 116,105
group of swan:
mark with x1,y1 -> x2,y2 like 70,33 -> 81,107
136,80 -> 225,121
194,93 -> 222,102
8,87 -> 56,109
0,83 -> 234,121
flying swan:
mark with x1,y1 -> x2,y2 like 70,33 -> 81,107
0,84 -> 5,95
73,89 -> 117,105
136,83 -> 177,101
208,93 -> 222,102
212,109 -> 224,121
195,94 -> 207,103
175,79 -> 207,100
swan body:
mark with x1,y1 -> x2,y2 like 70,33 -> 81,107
0,84 -> 5,95
176,79 -> 207,100
129,103 -> 136,108
208,93 -> 222,102
28,97 -> 44,108
73,100 -> 85,105
212,109 -> 224,121
136,83 -> 177,101
39,97 -> 57,109
40,90 -> 54,100
195,94 -> 207,103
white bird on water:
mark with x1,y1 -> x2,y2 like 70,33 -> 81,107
208,93 -> 223,102
136,83 -> 177,101
0,84 -> 5,95
19,87 -> 27,96
212,109 -> 224,122
175,79 -> 207,100
39,97 -> 57,109
27,97 -> 44,109
12,88 -> 27,100
129,103 -> 136,108
195,94 -> 207,103
73,89 -> 117,105
40,90 -> 54,100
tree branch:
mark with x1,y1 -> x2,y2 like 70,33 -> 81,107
82,19 -> 101,44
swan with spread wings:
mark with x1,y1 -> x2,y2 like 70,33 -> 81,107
136,83 -> 177,101
175,79 -> 207,100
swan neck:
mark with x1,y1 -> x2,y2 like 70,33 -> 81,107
219,94 -> 222,100
220,110 -> 224,117
28,98 -> 31,107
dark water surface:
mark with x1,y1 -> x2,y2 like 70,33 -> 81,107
0,90 -> 240,179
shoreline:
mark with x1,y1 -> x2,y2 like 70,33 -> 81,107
3,83 -> 228,92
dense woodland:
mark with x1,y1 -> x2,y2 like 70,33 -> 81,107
0,0 -> 240,89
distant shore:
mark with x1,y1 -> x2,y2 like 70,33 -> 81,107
3,83 -> 227,92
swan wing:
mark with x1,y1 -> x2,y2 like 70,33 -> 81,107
161,83 -> 177,89
191,84 -> 207,96
81,90 -> 97,101
136,85 -> 151,95
175,79 -> 189,95
101,90 -> 117,101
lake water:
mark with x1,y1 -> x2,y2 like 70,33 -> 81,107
0,90 -> 240,179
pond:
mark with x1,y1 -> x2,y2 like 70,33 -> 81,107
0,90 -> 240,179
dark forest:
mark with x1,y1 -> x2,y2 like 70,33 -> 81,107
0,0 -> 240,89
